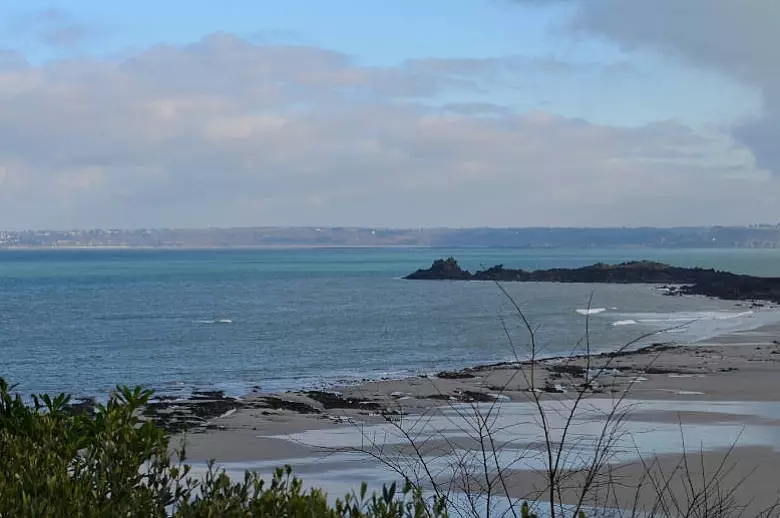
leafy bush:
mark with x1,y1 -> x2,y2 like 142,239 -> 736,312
0,379 -> 447,517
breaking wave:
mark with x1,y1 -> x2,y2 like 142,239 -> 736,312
576,308 -> 607,316
612,319 -> 638,327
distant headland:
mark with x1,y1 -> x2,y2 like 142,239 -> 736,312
2,226 -> 780,249
405,257 -> 780,304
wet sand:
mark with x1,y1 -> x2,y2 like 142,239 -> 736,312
490,445 -> 780,516
173,322 -> 780,511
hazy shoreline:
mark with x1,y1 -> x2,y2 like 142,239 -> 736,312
166,322 -> 780,512
170,320 -> 780,457
10,248 -> 775,402
4,226 -> 780,250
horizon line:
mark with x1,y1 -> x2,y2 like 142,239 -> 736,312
4,224 -> 780,233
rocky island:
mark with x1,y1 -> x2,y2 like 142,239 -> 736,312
405,257 -> 780,304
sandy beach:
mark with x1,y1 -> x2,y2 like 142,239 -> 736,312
151,320 -> 780,513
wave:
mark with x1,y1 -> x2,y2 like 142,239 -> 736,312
198,319 -> 233,325
612,319 -> 638,327
637,317 -> 696,323
716,311 -> 754,320
576,308 -> 607,315
615,310 -> 755,325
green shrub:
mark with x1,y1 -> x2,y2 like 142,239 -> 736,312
0,379 -> 447,517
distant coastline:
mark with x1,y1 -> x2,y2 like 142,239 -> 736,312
3,226 -> 780,249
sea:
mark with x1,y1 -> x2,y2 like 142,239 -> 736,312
2,247 -> 780,400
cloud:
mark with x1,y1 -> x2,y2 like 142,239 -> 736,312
0,33 -> 776,229
0,50 -> 26,70
515,0 -> 780,174
440,103 -> 512,116
10,8 -> 94,47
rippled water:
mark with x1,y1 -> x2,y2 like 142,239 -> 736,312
1,247 -> 779,398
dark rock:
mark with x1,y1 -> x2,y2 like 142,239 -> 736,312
187,399 -> 238,420
436,370 -> 476,379
405,258 -> 780,305
642,367 -> 696,375
460,391 -> 499,402
404,257 -> 472,280
151,395 -> 179,402
304,391 -> 382,411
254,397 -> 320,414
548,364 -> 586,378
64,397 -> 97,417
424,391 -> 498,403
425,391 -> 496,403
141,391 -> 246,434
603,343 -> 677,358
542,382 -> 568,393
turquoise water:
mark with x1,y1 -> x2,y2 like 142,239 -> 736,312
1,248 -> 779,398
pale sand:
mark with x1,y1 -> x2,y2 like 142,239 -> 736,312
494,446 -> 780,516
177,322 -> 780,510
182,323 -> 780,457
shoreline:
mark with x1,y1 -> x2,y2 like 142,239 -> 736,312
33,277 -> 776,407
140,321 -> 780,512
157,320 -> 780,460
161,298 -> 780,401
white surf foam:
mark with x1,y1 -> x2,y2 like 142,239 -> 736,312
610,307 -> 772,344
715,311 -> 754,320
617,310 -> 755,325
576,308 -> 607,316
612,319 -> 638,327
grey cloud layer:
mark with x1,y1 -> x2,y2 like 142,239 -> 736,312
9,8 -> 94,47
519,0 -> 780,174
0,33 -> 775,228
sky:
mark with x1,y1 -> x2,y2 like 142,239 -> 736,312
0,0 -> 777,229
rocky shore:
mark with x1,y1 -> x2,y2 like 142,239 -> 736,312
114,389 -> 399,435
156,323 -> 780,515
405,257 -> 780,304
114,329 -> 780,441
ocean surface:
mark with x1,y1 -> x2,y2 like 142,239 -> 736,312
2,247 -> 780,399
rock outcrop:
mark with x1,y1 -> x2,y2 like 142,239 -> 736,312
405,258 -> 780,304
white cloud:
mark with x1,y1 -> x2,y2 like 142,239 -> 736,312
517,0 -> 780,175
0,33 -> 776,229
9,8 -> 95,47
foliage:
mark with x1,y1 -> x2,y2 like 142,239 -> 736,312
0,378 -> 447,517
